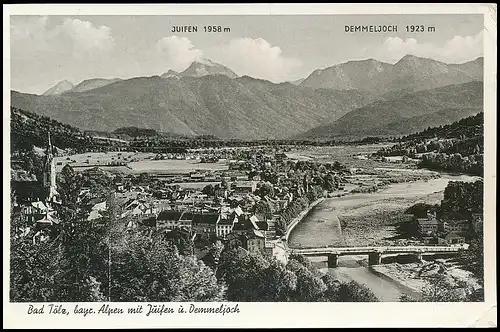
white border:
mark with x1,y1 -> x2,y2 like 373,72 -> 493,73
3,3 -> 497,329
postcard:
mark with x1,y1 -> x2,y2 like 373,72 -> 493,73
3,3 -> 497,328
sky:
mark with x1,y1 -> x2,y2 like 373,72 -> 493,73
10,14 -> 484,94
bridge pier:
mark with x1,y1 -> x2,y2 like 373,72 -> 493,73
368,252 -> 382,266
415,252 -> 424,262
289,246 -> 463,268
327,253 -> 339,268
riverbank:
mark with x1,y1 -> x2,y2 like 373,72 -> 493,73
347,168 -> 441,194
285,197 -> 325,242
289,173 -> 479,248
315,256 -> 423,302
371,259 -> 481,297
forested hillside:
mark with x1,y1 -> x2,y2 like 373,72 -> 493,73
374,113 -> 484,175
10,107 -> 92,152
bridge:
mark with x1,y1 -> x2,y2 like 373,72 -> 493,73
289,245 -> 467,268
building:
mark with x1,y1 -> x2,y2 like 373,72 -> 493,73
264,240 -> 289,265
233,181 -> 257,194
119,199 -> 157,219
178,211 -> 194,231
217,207 -> 240,239
442,219 -> 470,234
156,210 -> 183,230
471,213 -> 483,234
214,187 -> 228,199
11,172 -> 43,204
15,132 -> 61,228
275,152 -> 288,161
216,217 -> 236,239
84,166 -> 111,179
190,172 -> 206,182
20,201 -> 48,224
191,213 -> 220,235
231,216 -> 254,235
444,232 -> 466,245
422,236 -> 447,246
42,133 -> 59,204
87,201 -> 107,221
417,215 -> 439,235
246,229 -> 266,254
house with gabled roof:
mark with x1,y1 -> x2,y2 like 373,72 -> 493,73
217,216 -> 236,239
247,229 -> 266,254
191,212 -> 220,235
417,212 -> 439,235
157,210 -> 183,230
444,232 -> 466,245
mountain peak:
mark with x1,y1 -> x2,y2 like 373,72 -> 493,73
395,54 -> 424,65
161,69 -> 179,78
42,80 -> 74,96
395,54 -> 447,66
194,58 -> 217,66
180,59 -> 238,79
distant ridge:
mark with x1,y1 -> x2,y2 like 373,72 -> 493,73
71,78 -> 123,93
297,81 -> 483,139
11,75 -> 377,140
300,55 -> 483,95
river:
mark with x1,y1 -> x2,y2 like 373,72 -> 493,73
288,172 -> 479,301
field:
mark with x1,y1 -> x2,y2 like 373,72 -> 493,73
54,151 -> 228,174
128,160 -> 228,173
173,182 -> 221,189
290,144 -> 418,169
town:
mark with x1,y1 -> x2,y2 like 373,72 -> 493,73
11,129 -> 482,270
11,132 -> 345,265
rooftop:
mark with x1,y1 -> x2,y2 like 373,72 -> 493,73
157,210 -> 183,221
192,213 -> 220,225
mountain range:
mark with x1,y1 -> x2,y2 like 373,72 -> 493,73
14,55 -> 483,140
297,81 -> 483,139
13,75 -> 378,139
43,58 -> 238,96
300,55 -> 483,96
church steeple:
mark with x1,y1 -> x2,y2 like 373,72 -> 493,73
42,131 -> 57,202
46,132 -> 53,157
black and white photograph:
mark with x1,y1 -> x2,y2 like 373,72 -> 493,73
4,4 -> 497,328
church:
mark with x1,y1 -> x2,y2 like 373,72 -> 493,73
11,132 -> 61,241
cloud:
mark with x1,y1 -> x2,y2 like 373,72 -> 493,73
365,31 -> 483,64
208,38 -> 302,82
156,36 -> 203,71
10,16 -> 56,56
10,16 -> 115,59
11,16 -> 48,41
59,19 -> 115,56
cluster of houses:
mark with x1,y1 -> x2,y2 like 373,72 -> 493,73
11,135 -> 342,265
415,210 -> 483,246
101,179 -> 294,263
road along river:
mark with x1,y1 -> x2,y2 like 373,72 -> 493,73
288,173 -> 479,301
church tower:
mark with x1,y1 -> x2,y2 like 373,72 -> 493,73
42,132 -> 57,202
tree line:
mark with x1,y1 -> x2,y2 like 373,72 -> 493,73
374,113 -> 484,175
